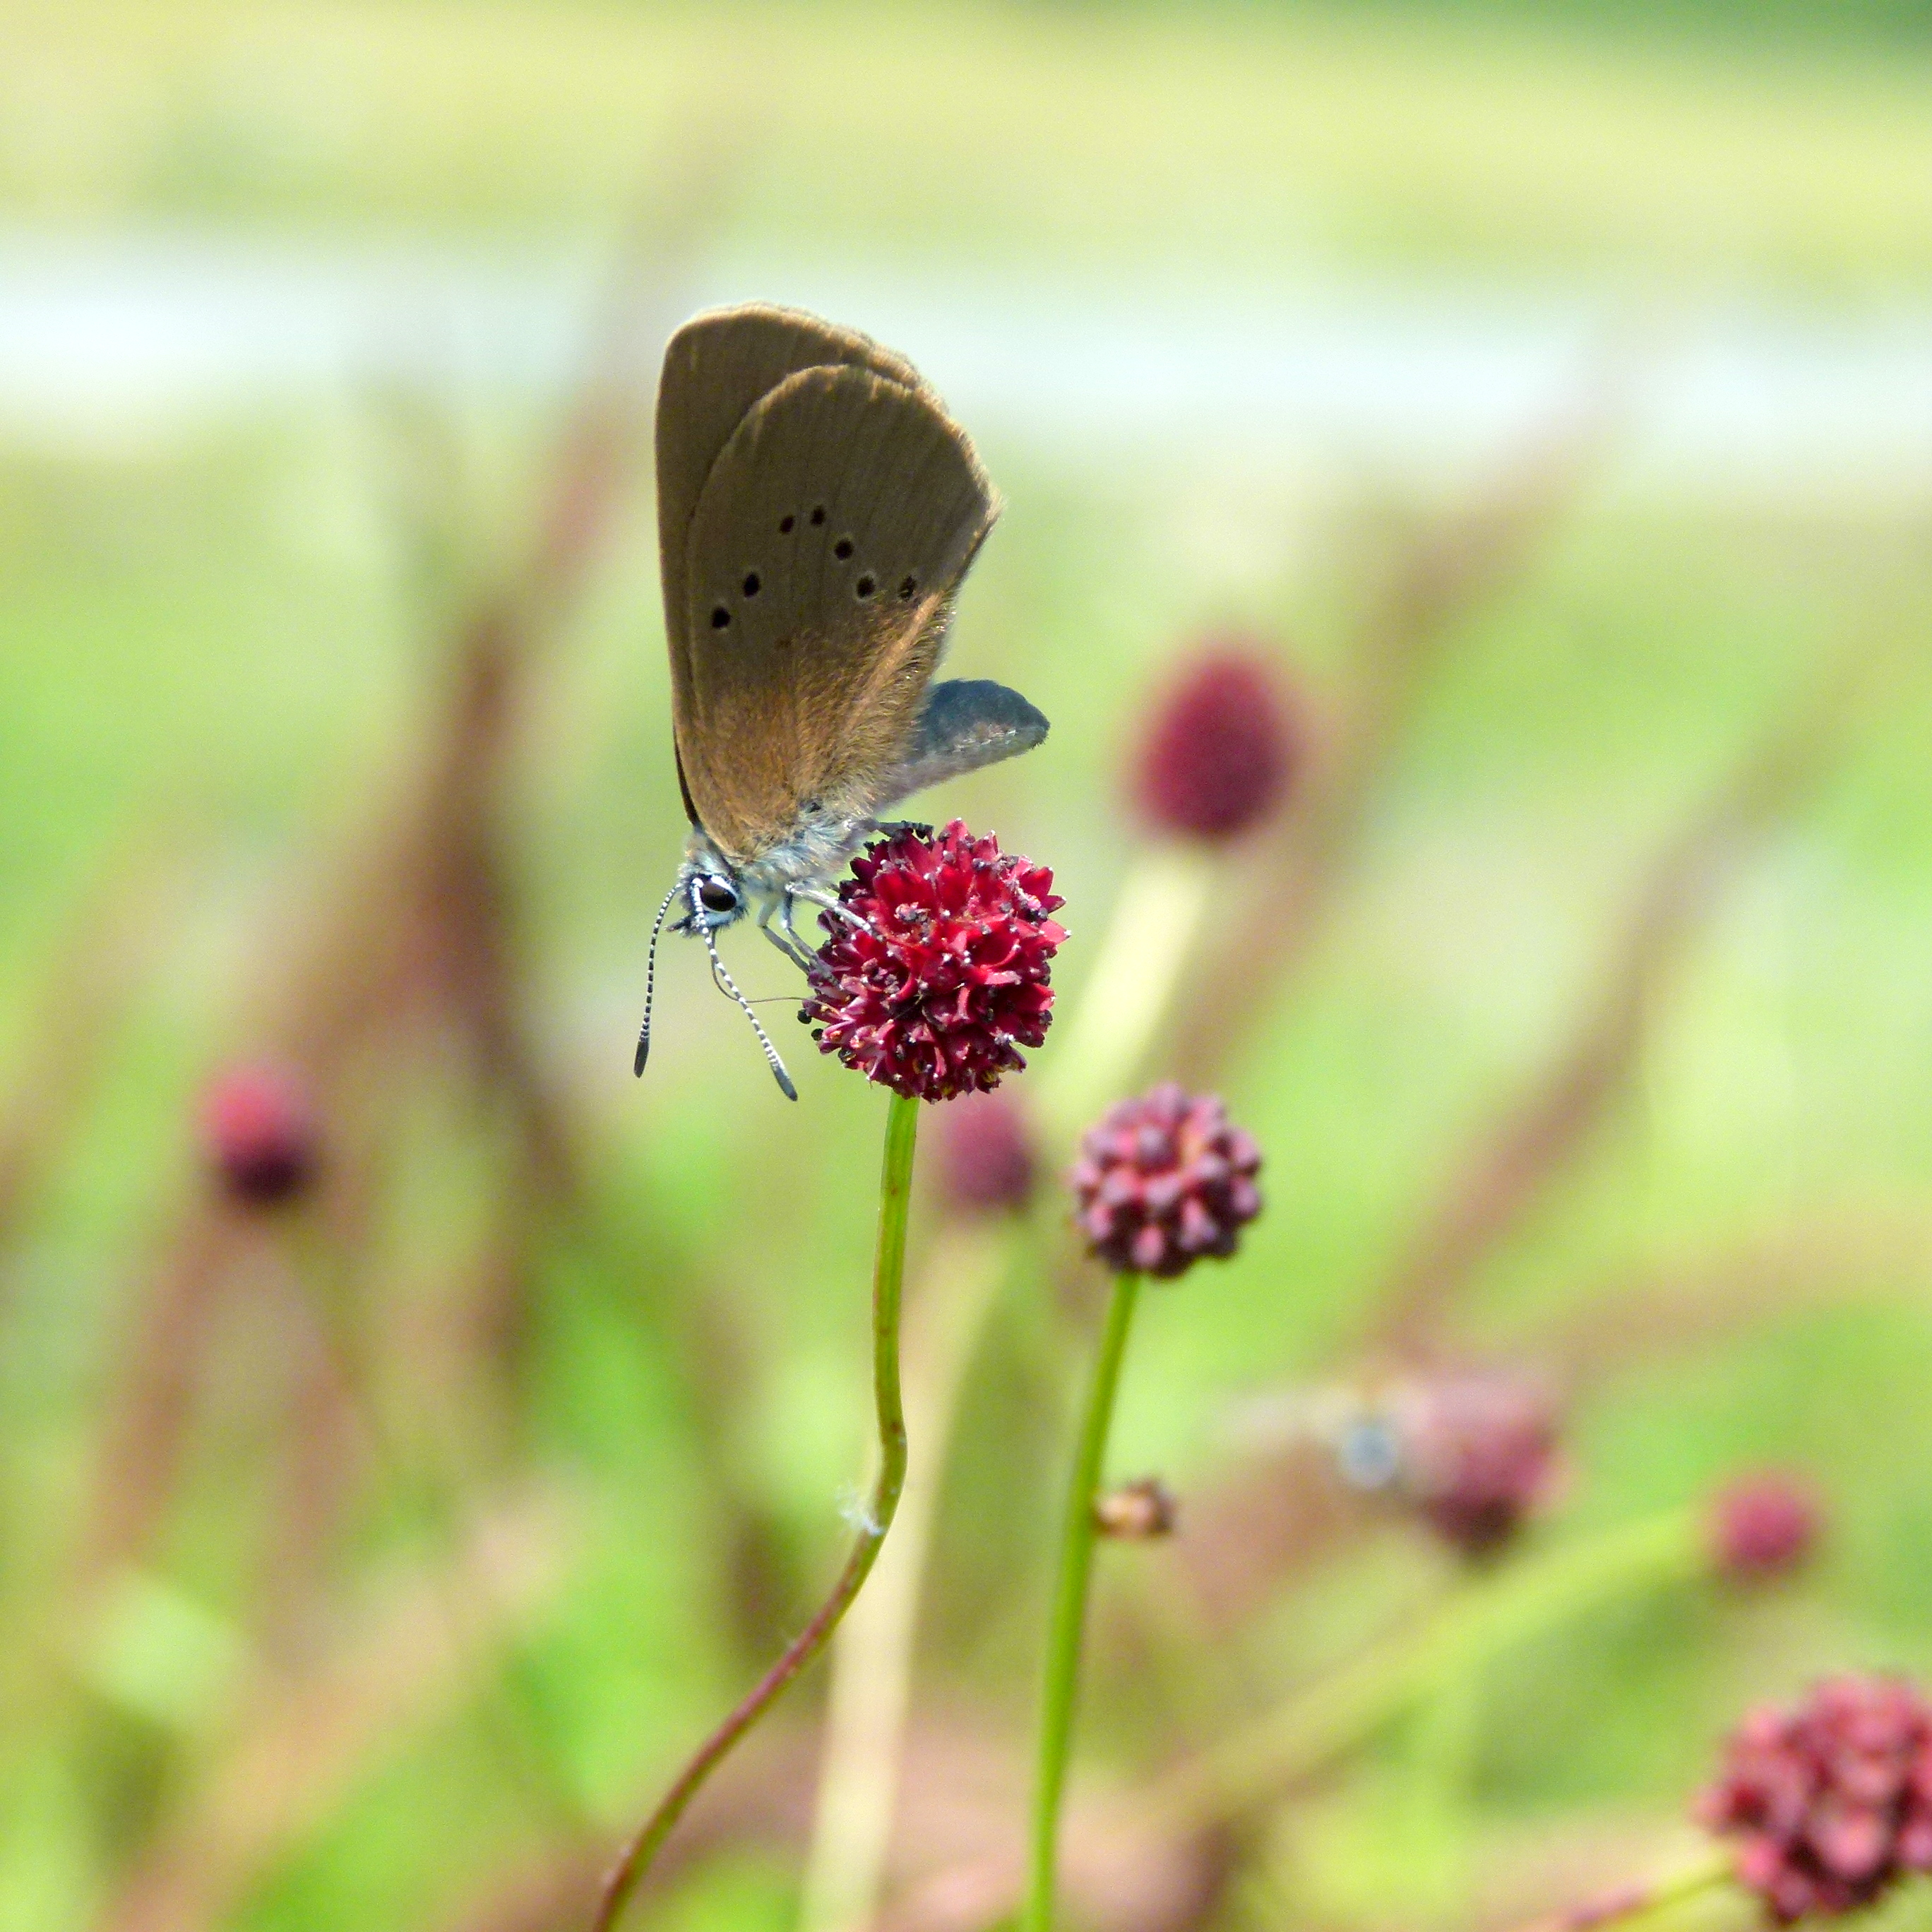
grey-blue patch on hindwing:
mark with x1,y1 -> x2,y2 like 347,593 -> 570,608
883,679 -> 1049,804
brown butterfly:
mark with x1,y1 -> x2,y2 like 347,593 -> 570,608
636,304 -> 1050,1097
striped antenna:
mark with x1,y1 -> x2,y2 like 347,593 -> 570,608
633,881 -> 683,1078
702,922 -> 799,1101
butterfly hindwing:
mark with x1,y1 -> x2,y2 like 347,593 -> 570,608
881,679 -> 1050,805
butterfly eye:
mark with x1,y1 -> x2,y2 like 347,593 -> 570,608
698,881 -> 739,915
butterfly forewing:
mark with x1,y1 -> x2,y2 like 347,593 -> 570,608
676,362 -> 998,860
657,306 -> 924,813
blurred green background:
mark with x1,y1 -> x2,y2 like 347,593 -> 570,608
6,4 -> 1932,1931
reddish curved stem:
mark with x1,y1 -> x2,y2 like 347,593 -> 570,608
590,1091 -> 918,1931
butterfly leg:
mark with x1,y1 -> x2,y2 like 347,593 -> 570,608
758,896 -> 817,973
777,893 -> 828,970
792,886 -> 874,936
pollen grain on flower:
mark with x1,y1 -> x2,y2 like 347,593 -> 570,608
1070,1083 -> 1263,1280
800,820 -> 1066,1104
1698,1675 -> 1932,1922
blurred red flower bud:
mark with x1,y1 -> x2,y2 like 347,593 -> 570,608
1709,1473 -> 1822,1584
1094,1476 -> 1179,1540
1131,643 -> 1302,843
1698,1676 -> 1932,1921
200,1061 -> 318,1209
1400,1370 -> 1563,1558
935,1090 -> 1037,1215
801,821 -> 1066,1104
1071,1084 -> 1262,1280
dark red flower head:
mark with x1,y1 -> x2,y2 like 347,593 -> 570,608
200,1061 -> 318,1209
935,1089 -> 1038,1214
1697,1676 -> 1932,1921
1397,1370 -> 1563,1558
1132,643 -> 1302,843
1710,1474 -> 1823,1585
1071,1084 -> 1261,1280
801,821 -> 1066,1104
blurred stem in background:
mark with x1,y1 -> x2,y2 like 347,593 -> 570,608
0,831 -> 186,1253
593,1091 -> 919,1932
1040,849 -> 1215,1150
1511,1847 -> 1736,1932
95,1491 -> 571,1932
1388,1654 -> 1486,1917
1042,640 -> 1301,1149
1171,416 -> 1609,1087
797,1217 -> 1017,1932
1152,1505 -> 1703,1831
1366,640 -> 1880,1361
69,181 -> 692,1598
1023,1269 -> 1144,1932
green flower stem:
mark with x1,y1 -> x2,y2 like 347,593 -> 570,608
1519,1847 -> 1736,1932
1150,1505 -> 1704,1830
591,1090 -> 920,1932
1022,1270 -> 1145,1932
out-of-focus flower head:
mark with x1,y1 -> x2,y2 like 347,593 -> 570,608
1377,1369 -> 1564,1558
1095,1477 -> 1179,1540
1071,1084 -> 1262,1280
1709,1473 -> 1823,1585
801,821 -> 1066,1104
200,1061 -> 319,1209
1698,1676 -> 1932,1921
1131,642 -> 1303,843
934,1089 -> 1037,1215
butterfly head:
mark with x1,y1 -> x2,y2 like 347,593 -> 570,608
633,847 -> 798,1100
677,857 -> 746,936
